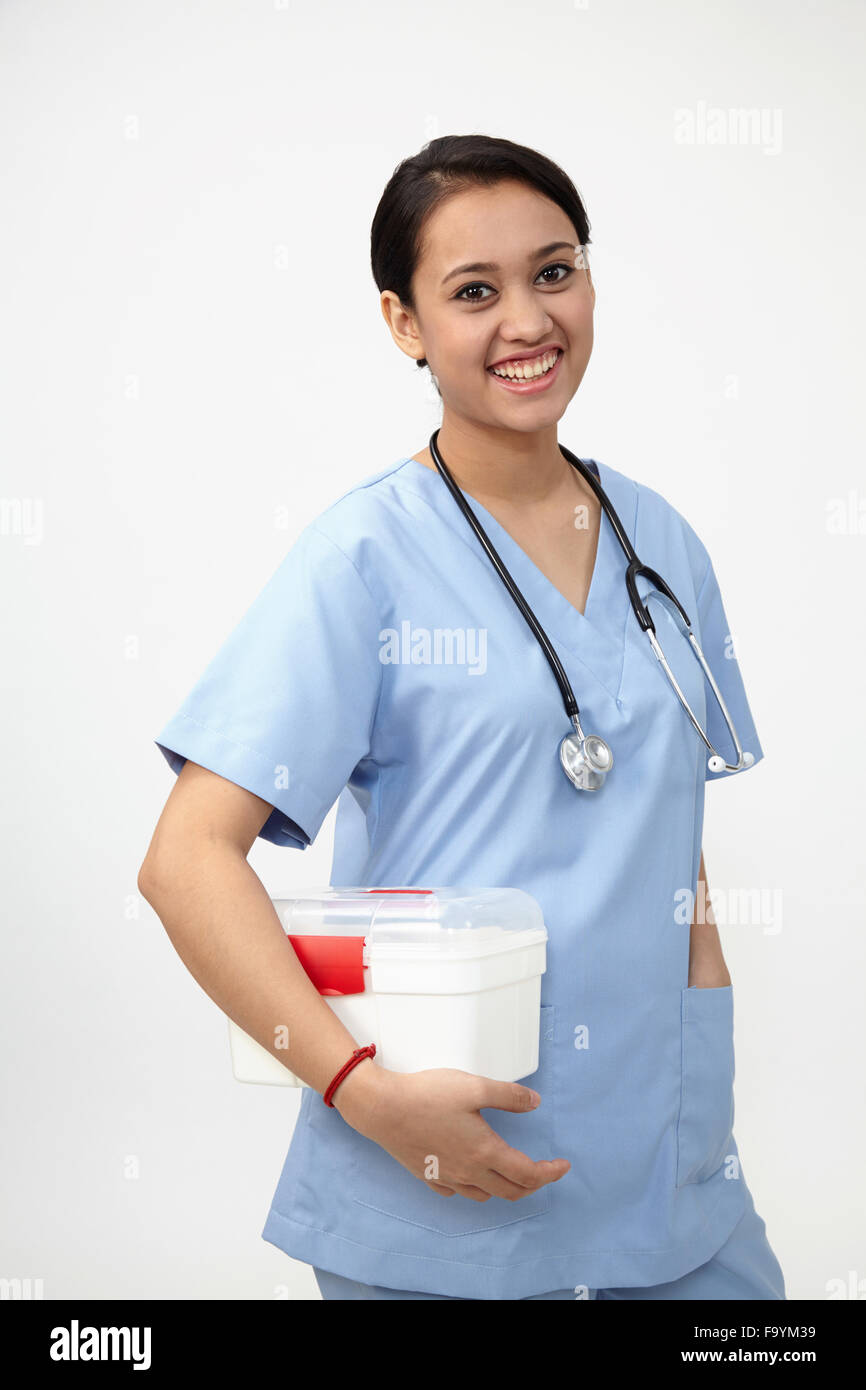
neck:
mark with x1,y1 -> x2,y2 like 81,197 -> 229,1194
420,418 -> 575,508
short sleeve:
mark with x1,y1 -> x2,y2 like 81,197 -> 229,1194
154,521 -> 383,847
695,555 -> 764,781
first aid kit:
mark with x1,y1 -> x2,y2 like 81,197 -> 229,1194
227,886 -> 548,1087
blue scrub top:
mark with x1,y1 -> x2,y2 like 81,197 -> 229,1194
154,453 -> 765,1298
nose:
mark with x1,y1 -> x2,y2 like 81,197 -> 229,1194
493,285 -> 555,342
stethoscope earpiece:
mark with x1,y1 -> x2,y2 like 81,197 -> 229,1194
708,750 -> 755,774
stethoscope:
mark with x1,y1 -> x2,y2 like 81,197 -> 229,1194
428,430 -> 754,791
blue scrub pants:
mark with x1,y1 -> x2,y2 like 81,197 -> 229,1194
313,1192 -> 785,1300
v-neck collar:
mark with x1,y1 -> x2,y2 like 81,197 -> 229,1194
397,453 -> 636,704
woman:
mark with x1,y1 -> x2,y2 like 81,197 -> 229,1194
139,134 -> 785,1301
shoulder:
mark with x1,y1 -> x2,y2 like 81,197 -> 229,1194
591,457 -> 713,592
274,456 -> 420,603
306,456 -> 416,536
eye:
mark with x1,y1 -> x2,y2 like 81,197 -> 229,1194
454,261 -> 575,304
537,261 -> 574,286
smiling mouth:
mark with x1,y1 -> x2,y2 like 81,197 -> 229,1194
487,347 -> 563,381
486,347 -> 565,395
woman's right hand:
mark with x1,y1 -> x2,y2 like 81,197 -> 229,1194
332,1062 -> 571,1203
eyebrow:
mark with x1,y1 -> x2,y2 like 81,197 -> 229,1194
440,241 -> 577,287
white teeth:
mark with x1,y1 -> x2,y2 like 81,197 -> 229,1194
491,349 -> 560,380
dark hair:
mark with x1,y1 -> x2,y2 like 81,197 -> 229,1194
370,134 -> 592,372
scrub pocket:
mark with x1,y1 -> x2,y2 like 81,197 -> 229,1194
348,1004 -> 558,1236
675,986 -> 735,1188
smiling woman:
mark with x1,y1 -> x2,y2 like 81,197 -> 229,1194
146,133 -> 783,1303
374,175 -> 595,434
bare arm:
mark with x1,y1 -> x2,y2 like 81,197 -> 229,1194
138,760 -> 570,1201
138,759 -> 388,1100
688,850 -> 731,988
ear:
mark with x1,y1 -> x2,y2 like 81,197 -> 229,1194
380,289 -> 426,363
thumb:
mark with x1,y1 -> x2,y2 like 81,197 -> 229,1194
476,1079 -> 542,1114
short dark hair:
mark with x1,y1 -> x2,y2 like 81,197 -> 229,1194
370,133 -> 592,371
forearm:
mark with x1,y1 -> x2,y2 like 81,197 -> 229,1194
139,844 -> 386,1110
688,850 -> 731,987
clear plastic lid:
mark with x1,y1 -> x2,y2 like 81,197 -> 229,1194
271,886 -> 547,955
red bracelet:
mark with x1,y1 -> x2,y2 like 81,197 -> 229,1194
322,1044 -> 377,1107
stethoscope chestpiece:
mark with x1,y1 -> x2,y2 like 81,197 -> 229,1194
559,726 -> 613,791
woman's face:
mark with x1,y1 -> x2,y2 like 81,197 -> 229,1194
383,178 -> 595,434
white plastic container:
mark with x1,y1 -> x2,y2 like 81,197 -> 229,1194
228,886 -> 548,1087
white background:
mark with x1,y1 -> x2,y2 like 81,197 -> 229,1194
2,0 -> 863,1302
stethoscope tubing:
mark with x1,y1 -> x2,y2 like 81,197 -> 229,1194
430,428 -> 685,720
428,430 -> 581,719
427,429 -> 750,774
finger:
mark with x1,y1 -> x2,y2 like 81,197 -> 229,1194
474,1131 -> 547,1187
481,1168 -> 545,1201
425,1175 -> 491,1203
478,1137 -> 572,1191
447,1183 -> 492,1203
482,1159 -> 570,1200
476,1079 -> 542,1115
